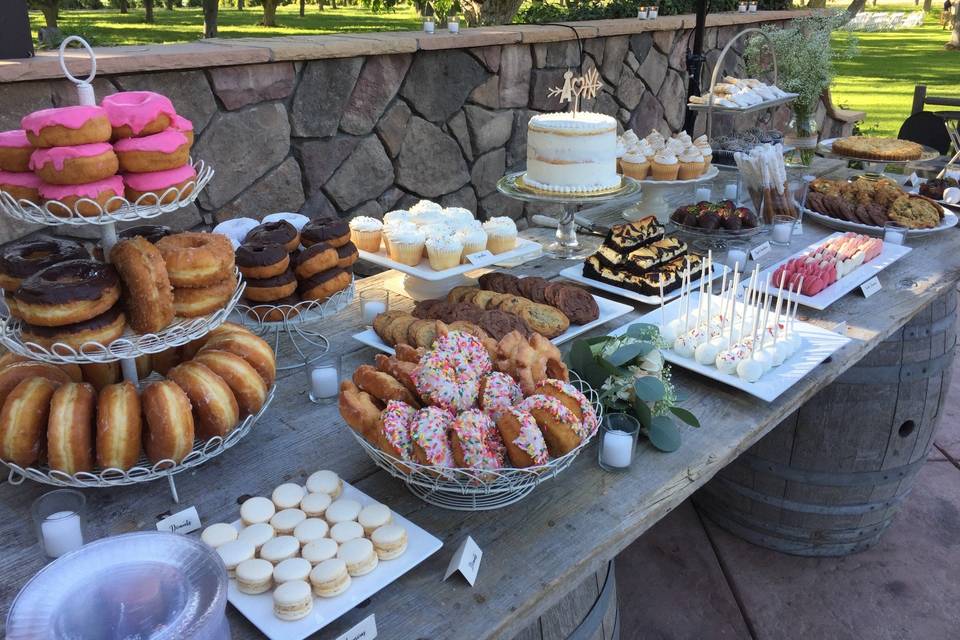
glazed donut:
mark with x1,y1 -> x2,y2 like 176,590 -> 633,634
14,260 -> 121,327
152,346 -> 182,376
535,379 -> 598,439
449,409 -> 506,469
0,130 -> 34,172
172,273 -> 237,317
114,129 -> 191,174
120,224 -> 173,244
29,143 -> 118,185
0,377 -> 60,466
301,218 -> 350,249
236,243 -> 289,280
110,236 -> 175,333
293,242 -> 337,279
0,236 -> 88,292
245,220 -> 300,253
141,380 -> 194,465
193,349 -> 269,416
200,330 -> 276,385
0,171 -> 42,205
336,242 -> 359,269
47,382 -> 96,474
244,269 -> 296,303
495,408 -> 549,467
101,91 -> 176,140
80,361 -> 120,391
298,267 -> 351,303
352,364 -> 420,408
376,399 -> 416,463
171,114 -> 194,146
123,164 -> 196,205
409,406 -> 456,467
245,295 -> 301,323
21,105 -> 111,148
40,176 -> 125,217
519,394 -> 581,457
156,232 -> 235,288
0,361 -> 79,407
478,371 -> 523,420
167,361 -> 240,439
96,381 -> 142,469
21,305 -> 127,351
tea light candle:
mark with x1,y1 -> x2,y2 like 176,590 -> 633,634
727,248 -> 748,271
648,5 -> 659,18
311,367 -> 339,400
738,1 -> 747,11
772,221 -> 793,245
724,183 -> 738,202
748,1 -> 757,12
637,6 -> 648,19
600,430 -> 633,468
361,300 -> 387,324
41,511 -> 83,558
423,18 -> 435,34
695,187 -> 711,202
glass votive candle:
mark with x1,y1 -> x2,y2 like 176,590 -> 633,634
726,240 -> 750,272
308,353 -> 341,404
770,215 -> 796,246
360,288 -> 389,325
748,0 -> 758,12
423,16 -> 435,34
738,1 -> 747,11
32,489 -> 86,559
883,221 -> 908,245
448,14 -> 460,33
723,181 -> 739,203
598,413 -> 640,472
637,6 -> 649,19
648,5 -> 659,18
694,186 -> 711,202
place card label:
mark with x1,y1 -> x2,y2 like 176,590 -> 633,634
750,241 -> 771,261
861,276 -> 882,298
793,222 -> 804,236
334,614 -> 377,640
156,506 -> 201,535
466,250 -> 494,265
444,535 -> 483,586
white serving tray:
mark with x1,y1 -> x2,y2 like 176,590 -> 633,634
225,482 -> 442,640
803,207 -> 958,237
558,262 -> 729,306
357,238 -> 542,282
352,293 -> 634,355
609,293 -> 850,402
744,232 -> 912,311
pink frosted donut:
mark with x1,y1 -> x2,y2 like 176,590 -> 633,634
114,129 -> 190,173
478,371 -> 522,419
171,114 -> 194,146
29,143 -> 118,186
449,409 -> 506,470
0,170 -> 42,204
21,105 -> 111,148
410,406 -> 456,468
123,164 -> 196,205
40,176 -> 124,217
0,130 -> 33,172
102,91 -> 177,140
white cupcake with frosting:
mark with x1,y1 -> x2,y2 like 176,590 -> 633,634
387,225 -> 426,266
441,207 -> 475,229
482,217 -> 518,254
619,143 -> 650,180
383,220 -> 416,253
677,146 -> 705,180
383,209 -> 412,226
426,235 -> 464,271
455,225 -> 487,261
650,151 -> 679,181
348,216 -> 383,252
410,200 -> 444,226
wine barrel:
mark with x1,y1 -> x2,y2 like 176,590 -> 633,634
695,289 -> 956,556
511,562 -> 619,640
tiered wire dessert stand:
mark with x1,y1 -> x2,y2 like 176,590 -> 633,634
0,37 -> 273,502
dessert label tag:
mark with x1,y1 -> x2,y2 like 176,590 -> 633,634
444,535 -> 482,586
466,250 -> 494,265
156,506 -> 201,535
793,222 -> 804,236
334,614 -> 377,640
750,241 -> 771,260
831,320 -> 848,335
861,277 -> 882,298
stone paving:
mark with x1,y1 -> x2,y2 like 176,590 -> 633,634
616,354 -> 960,640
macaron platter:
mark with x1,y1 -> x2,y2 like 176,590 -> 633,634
223,481 -> 441,640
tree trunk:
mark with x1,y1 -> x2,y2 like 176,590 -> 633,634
119,0 -> 128,14
923,0 -> 932,10
318,0 -> 324,10
948,12 -> 960,49
165,0 -> 174,10
41,2 -> 59,29
144,0 -> 154,23
331,0 -> 337,9
807,0 -> 827,7
470,0 -> 524,24
238,0 -> 244,10
300,0 -> 305,16
840,0 -> 867,24
261,0 -> 278,26
203,0 -> 219,37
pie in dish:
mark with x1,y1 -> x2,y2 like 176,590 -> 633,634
831,136 -> 923,161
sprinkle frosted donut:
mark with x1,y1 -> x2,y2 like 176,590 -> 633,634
495,407 -> 549,467
449,409 -> 505,469
377,400 -> 415,462
102,91 -> 177,139
478,371 -> 522,419
535,378 -> 598,438
410,406 -> 455,467
21,105 -> 111,148
0,130 -> 33,172
519,394 -> 582,457
431,330 -> 493,377
30,143 -> 118,186
413,352 -> 480,412
114,129 -> 191,173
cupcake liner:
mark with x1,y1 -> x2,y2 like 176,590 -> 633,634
620,160 -> 650,180
389,241 -> 425,266
650,163 -> 679,181
427,246 -> 462,270
486,233 -> 517,254
351,229 -> 382,252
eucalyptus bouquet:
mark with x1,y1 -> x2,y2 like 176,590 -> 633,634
567,323 -> 699,452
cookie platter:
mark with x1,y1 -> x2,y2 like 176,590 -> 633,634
804,205 -> 958,237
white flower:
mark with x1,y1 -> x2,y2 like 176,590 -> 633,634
640,349 -> 663,373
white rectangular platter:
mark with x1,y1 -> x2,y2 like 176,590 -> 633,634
609,293 -> 850,402
558,262 -> 729,305
357,238 -> 542,281
744,232 -> 912,311
353,293 -> 634,355
225,482 -> 442,640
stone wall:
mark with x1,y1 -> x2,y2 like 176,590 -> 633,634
0,13 -> 809,243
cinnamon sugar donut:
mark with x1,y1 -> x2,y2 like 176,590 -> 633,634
0,377 -> 60,466
298,267 -> 351,303
172,273 -> 237,317
21,305 -> 126,352
152,346 -> 182,376
193,349 -> 269,416
102,91 -> 177,140
180,321 -> 254,360
301,218 -> 350,249
123,164 -> 196,205
114,129 -> 191,174
47,382 -> 96,474
156,232 -> 235,288
167,361 -> 240,439
141,380 -> 193,464
0,171 -> 42,205
236,243 -> 289,279
0,236 -> 88,292
0,361 -> 77,408
244,269 -> 297,303
200,331 -> 276,386
30,143 -> 118,185
21,105 -> 111,148
110,236 -> 174,333
0,130 -> 34,172
293,242 -> 337,280
245,221 -> 300,253
14,260 -> 121,327
96,381 -> 142,469
40,176 -> 124,217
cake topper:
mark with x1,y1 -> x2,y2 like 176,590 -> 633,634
548,68 -> 603,116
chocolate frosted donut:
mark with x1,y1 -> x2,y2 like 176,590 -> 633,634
0,236 -> 88,291
120,224 -> 172,244
552,286 -> 599,325
293,241 -> 337,279
236,243 -> 289,280
245,220 -> 300,253
301,218 -> 350,249
336,241 -> 359,268
298,266 -> 351,301
244,268 -> 297,303
14,260 -> 121,327
21,304 -> 127,351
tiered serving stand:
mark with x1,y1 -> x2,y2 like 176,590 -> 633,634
0,37 -> 274,502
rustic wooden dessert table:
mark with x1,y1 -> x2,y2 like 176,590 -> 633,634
0,164 -> 957,640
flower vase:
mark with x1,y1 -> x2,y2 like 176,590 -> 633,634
784,110 -> 819,166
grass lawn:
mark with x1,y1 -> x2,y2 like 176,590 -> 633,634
827,1 -> 960,137
29,6 -> 422,47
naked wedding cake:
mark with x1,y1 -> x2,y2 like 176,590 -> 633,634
522,112 -> 621,195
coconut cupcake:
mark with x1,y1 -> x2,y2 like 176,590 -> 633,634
441,207 -> 475,229
694,138 -> 713,169
483,217 -> 518,254
383,220 -> 417,254
409,200 -> 443,225
620,142 -> 651,179
650,151 -> 679,181
455,225 -> 487,261
387,225 -> 426,266
426,235 -> 464,270
677,146 -> 705,180
383,209 -> 411,226
349,216 -> 383,252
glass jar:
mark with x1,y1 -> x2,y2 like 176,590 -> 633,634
597,413 -> 640,472
784,110 -> 819,166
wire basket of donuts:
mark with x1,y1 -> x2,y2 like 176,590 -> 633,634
339,328 -> 603,510
0,230 -> 246,364
0,322 -> 278,488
